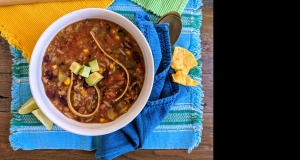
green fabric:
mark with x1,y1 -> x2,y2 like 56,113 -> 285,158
131,0 -> 189,16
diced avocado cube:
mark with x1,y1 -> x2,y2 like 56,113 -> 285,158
89,59 -> 100,72
85,72 -> 103,86
58,70 -> 68,82
78,65 -> 91,78
69,62 -> 82,74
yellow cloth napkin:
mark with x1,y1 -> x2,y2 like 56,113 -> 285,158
0,0 -> 114,62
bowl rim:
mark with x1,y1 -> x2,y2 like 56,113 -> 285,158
29,8 -> 154,136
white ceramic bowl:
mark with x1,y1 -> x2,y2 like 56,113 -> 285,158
29,8 -> 154,136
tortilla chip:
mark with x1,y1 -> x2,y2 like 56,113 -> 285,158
170,46 -> 199,86
176,70 -> 190,76
171,46 -> 197,73
172,73 -> 199,86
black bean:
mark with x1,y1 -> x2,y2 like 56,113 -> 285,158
43,55 -> 50,62
133,52 -> 141,64
45,70 -> 53,80
117,29 -> 125,38
83,80 -> 90,88
117,29 -> 123,33
102,70 -> 109,79
46,89 -> 55,99
59,94 -> 68,106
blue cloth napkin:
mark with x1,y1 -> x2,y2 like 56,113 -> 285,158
95,11 -> 188,160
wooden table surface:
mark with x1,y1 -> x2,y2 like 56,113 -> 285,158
0,5 -> 213,160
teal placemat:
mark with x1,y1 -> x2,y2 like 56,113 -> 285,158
8,0 -> 203,153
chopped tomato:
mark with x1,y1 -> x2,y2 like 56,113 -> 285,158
86,87 -> 96,95
114,74 -> 124,80
100,108 -> 107,117
106,75 -> 114,85
105,89 -> 117,99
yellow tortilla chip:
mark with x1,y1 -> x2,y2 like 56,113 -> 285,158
176,70 -> 190,75
171,46 -> 199,86
171,46 -> 197,74
172,73 -> 199,86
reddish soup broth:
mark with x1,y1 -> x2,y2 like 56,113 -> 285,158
41,18 -> 145,123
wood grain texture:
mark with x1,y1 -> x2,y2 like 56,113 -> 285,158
0,6 -> 213,160
200,8 -> 213,114
0,37 -> 13,73
202,0 -> 213,8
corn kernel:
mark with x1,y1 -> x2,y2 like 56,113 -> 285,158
100,118 -> 105,123
99,67 -> 103,74
125,50 -> 131,56
63,77 -> 71,85
111,29 -> 116,33
80,89 -> 86,96
52,65 -> 58,69
83,48 -> 89,53
110,63 -> 114,69
115,35 -> 120,40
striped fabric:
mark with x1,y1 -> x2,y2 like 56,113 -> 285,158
8,0 -> 203,153
131,0 -> 189,16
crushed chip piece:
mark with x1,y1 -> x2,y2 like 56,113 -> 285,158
171,46 -> 198,86
171,46 -> 197,74
172,73 -> 199,86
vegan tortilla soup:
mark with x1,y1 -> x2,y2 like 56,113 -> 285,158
41,18 -> 145,123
